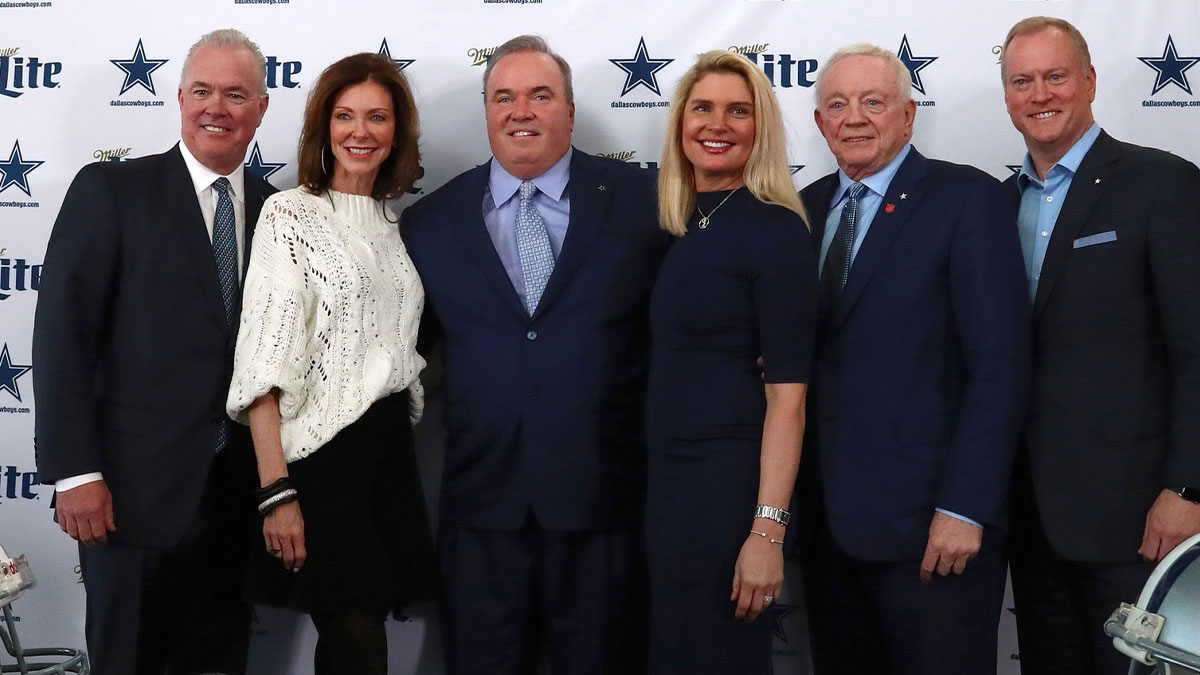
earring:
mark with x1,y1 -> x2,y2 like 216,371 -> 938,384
321,144 -> 329,176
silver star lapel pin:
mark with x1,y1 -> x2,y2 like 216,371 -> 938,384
1094,178 -> 1102,184
598,185 -> 607,191
899,193 -> 908,200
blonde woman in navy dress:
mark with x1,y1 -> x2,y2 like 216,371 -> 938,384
646,50 -> 818,674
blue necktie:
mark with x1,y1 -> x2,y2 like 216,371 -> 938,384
516,180 -> 554,315
826,182 -> 867,294
212,177 -> 239,325
211,177 -> 238,452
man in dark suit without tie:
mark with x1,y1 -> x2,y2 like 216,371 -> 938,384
1000,17 -> 1200,674
402,35 -> 669,675
797,43 -> 1030,675
33,28 -> 274,675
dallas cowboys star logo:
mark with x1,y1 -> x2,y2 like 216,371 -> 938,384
244,142 -> 286,184
0,343 -> 32,402
1007,164 -> 1022,176
897,35 -> 938,95
609,37 -> 673,97
0,140 -> 45,197
378,39 -> 414,71
1138,35 -> 1200,95
110,39 -> 169,96
789,165 -> 805,176
768,603 -> 800,643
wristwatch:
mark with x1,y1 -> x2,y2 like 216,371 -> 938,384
754,505 -> 790,527
1176,487 -> 1200,504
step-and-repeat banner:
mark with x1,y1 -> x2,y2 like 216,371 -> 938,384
3,1 -> 1199,672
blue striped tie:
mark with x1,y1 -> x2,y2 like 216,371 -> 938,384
211,177 -> 238,452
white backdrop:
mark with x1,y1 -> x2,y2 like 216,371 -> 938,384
3,0 -> 1200,672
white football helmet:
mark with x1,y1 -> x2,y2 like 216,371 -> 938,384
0,542 -> 89,674
1106,532 -> 1200,674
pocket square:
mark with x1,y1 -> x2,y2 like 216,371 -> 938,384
1073,231 -> 1117,249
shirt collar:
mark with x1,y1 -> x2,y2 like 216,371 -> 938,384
1018,122 -> 1101,188
833,143 -> 912,206
178,141 -> 246,200
488,146 -> 573,208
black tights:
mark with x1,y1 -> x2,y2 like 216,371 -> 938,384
310,609 -> 389,675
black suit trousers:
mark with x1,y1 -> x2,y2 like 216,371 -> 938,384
78,441 -> 255,675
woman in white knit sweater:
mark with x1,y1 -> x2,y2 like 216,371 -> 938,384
226,52 -> 434,674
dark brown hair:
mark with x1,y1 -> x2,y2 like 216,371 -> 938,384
297,53 -> 420,200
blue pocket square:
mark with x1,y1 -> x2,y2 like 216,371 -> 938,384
1073,231 -> 1118,249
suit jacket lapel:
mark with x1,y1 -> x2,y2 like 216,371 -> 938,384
535,150 -> 609,318
837,148 -> 928,325
161,145 -> 231,336
1032,131 -> 1121,317
457,162 -> 528,319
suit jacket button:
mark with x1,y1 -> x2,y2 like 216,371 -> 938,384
526,330 -> 538,341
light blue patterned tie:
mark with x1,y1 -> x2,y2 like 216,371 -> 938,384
516,180 -> 554,314
211,177 -> 237,452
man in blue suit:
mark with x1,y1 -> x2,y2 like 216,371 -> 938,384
797,44 -> 1029,674
401,35 -> 668,674
33,29 -> 272,675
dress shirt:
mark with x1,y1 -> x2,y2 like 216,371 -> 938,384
56,142 -> 250,493
818,144 -> 911,277
817,143 -> 978,529
1017,122 -> 1101,300
482,148 -> 572,308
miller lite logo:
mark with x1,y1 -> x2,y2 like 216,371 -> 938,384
0,48 -> 63,99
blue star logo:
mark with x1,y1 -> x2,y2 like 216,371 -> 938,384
768,603 -> 800,643
244,142 -> 286,185
1138,36 -> 1200,95
789,165 -> 805,176
1007,164 -> 1022,176
0,343 -> 33,402
378,39 -> 414,71
110,39 -> 169,96
0,140 -> 45,197
897,35 -> 938,95
609,37 -> 673,97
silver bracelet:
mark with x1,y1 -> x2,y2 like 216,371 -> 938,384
754,504 -> 790,527
749,529 -> 785,545
257,488 -> 299,517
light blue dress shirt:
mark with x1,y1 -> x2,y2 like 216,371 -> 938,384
818,144 -> 911,277
483,148 -> 573,308
1017,123 -> 1101,300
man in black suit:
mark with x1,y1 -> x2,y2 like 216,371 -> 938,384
33,29 -> 273,675
402,35 -> 668,674
1000,16 -> 1200,674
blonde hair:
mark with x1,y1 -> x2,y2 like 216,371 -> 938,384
658,50 -> 807,236
1001,16 -> 1092,79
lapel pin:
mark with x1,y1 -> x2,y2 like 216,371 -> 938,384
899,193 -> 908,200
1094,178 -> 1101,184
884,203 -> 896,214
597,185 -> 607,191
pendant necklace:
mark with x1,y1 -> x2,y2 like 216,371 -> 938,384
696,187 -> 740,229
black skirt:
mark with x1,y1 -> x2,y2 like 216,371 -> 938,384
245,391 -> 438,615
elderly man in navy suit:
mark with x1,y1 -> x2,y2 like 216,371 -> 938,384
1000,17 -> 1200,674
796,44 -> 1029,675
34,29 -> 272,675
402,35 -> 668,674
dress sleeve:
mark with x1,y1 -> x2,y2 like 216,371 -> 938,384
752,209 -> 820,384
226,192 -> 313,423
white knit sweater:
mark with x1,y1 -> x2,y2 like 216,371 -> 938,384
227,187 -> 425,462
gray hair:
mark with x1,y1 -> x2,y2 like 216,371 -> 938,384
180,28 -> 268,96
814,43 -> 912,106
482,34 -> 574,104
